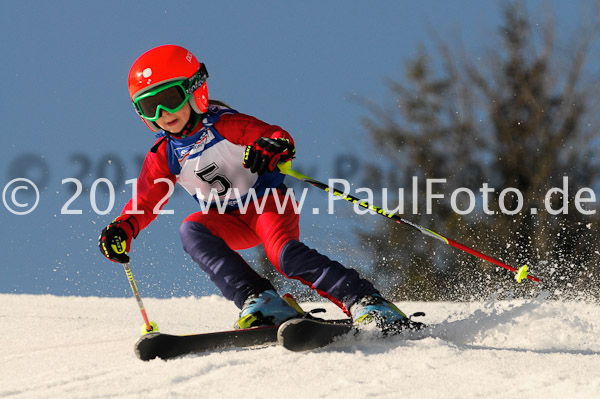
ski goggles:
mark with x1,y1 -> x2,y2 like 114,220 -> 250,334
133,64 -> 209,122
133,81 -> 190,121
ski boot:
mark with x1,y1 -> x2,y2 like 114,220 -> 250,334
234,290 -> 301,329
350,294 -> 424,334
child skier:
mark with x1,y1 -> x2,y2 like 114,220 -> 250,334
99,44 -> 411,331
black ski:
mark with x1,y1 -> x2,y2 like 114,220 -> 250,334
135,316 -> 354,360
277,316 -> 426,352
277,318 -> 354,352
135,325 -> 279,361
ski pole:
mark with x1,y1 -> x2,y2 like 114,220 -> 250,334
278,161 -> 540,283
122,262 -> 158,334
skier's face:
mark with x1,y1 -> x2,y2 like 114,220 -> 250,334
155,102 -> 191,134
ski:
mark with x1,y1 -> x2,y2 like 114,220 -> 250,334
134,293 -> 317,360
135,324 -> 279,361
277,316 -> 426,352
135,316 -> 354,360
277,318 -> 354,352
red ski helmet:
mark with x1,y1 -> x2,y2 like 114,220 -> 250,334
128,45 -> 209,132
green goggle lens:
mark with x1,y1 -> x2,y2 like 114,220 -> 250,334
134,81 -> 190,121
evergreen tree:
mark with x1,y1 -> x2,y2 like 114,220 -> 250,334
360,1 -> 600,301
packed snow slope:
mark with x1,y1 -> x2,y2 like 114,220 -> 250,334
1,293 -> 600,399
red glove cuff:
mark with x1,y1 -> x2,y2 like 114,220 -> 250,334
114,214 -> 140,239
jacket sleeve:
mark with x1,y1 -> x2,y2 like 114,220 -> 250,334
120,139 -> 176,233
213,112 -> 294,146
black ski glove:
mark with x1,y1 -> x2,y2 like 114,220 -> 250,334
243,137 -> 295,176
98,215 -> 139,263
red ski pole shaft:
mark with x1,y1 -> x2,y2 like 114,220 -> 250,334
388,214 -> 539,283
278,161 -> 540,283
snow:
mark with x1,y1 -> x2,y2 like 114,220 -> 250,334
2,294 -> 600,399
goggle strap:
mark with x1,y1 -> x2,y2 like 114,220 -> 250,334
185,64 -> 209,95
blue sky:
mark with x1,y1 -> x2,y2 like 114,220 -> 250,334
0,1 -> 595,298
